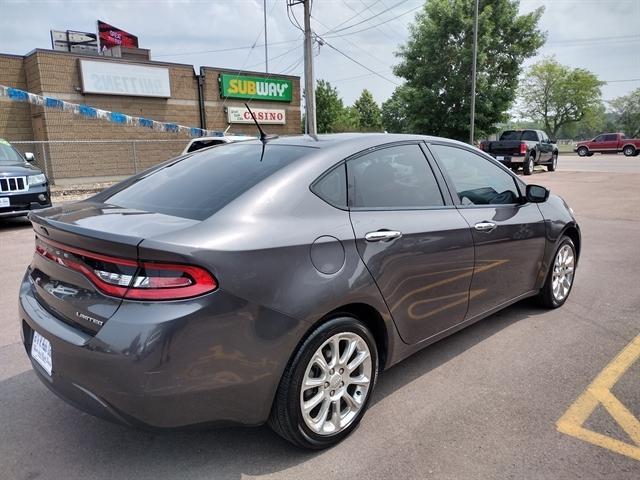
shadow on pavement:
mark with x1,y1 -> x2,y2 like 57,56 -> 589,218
0,300 -> 548,480
0,216 -> 31,232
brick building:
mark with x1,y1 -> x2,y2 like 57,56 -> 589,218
0,48 -> 301,180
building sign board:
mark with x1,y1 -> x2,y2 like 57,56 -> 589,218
79,59 -> 171,97
227,106 -> 286,124
98,20 -> 139,51
219,74 -> 292,102
51,30 -> 99,54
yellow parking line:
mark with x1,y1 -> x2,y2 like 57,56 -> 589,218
556,334 -> 640,461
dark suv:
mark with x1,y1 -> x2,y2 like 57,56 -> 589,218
0,140 -> 51,218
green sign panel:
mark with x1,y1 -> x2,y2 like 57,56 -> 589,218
219,74 -> 292,102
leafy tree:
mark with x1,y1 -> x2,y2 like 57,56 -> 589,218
394,0 -> 545,141
555,103 -> 606,140
333,106 -> 360,132
315,80 -> 345,133
382,86 -> 412,133
353,89 -> 383,131
519,58 -> 604,138
609,88 -> 640,138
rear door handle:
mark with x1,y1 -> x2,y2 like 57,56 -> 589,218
474,222 -> 497,232
365,230 -> 402,242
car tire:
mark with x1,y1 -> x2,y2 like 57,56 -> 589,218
523,154 -> 535,175
577,147 -> 588,157
539,236 -> 577,308
623,145 -> 636,157
548,152 -> 558,172
268,316 -> 378,449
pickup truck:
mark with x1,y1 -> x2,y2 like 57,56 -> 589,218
479,129 -> 558,175
574,133 -> 640,157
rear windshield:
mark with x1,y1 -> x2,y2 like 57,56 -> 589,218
499,130 -> 538,141
103,143 -> 313,220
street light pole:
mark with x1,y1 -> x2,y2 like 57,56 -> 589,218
470,0 -> 479,145
264,0 -> 269,73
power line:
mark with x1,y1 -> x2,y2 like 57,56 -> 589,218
322,0 -> 412,36
323,4 -> 422,39
318,36 -> 400,86
154,39 -> 299,58
320,0 -> 383,35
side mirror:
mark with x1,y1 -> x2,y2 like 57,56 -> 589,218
526,184 -> 550,203
24,152 -> 35,162
549,138 -> 557,144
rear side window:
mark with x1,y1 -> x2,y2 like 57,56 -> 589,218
521,131 -> 538,141
104,144 -> 312,220
311,164 -> 347,208
347,144 -> 444,209
604,134 -> 617,141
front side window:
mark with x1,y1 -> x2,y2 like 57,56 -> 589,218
347,144 -> 444,209
432,144 -> 520,206
594,135 -> 605,143
604,134 -> 617,142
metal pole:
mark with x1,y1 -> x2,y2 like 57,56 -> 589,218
132,141 -> 138,173
264,0 -> 269,73
470,0 -> 479,145
303,0 -> 317,136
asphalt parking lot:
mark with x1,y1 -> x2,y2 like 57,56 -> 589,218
1,153 -> 638,479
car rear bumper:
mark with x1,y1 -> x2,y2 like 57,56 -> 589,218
0,185 -> 51,218
19,271 -> 300,429
488,153 -> 525,165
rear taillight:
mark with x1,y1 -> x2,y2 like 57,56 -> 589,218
35,237 -> 217,300
520,142 -> 527,155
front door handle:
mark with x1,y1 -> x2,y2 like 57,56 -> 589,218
365,230 -> 402,242
474,222 -> 497,233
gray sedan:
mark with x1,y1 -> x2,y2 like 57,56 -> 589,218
19,134 -> 580,449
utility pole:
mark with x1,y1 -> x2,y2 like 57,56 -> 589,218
469,0 -> 479,145
263,0 -> 268,73
303,0 -> 317,136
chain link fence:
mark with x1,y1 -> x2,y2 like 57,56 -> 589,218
10,139 -> 189,184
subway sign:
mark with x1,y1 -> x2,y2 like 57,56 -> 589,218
219,74 -> 292,102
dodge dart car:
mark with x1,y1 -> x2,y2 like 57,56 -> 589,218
19,134 -> 580,449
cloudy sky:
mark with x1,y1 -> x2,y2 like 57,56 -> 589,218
1,0 -> 638,107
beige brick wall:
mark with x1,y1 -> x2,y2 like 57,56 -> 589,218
0,50 -> 302,179
0,54 -> 33,140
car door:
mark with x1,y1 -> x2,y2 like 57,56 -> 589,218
538,131 -> 553,161
602,134 -> 618,152
429,143 -> 547,319
591,135 -> 606,152
347,143 -> 475,345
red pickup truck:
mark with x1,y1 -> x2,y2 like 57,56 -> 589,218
575,133 -> 640,157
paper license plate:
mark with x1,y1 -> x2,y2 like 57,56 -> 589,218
496,156 -> 505,161
31,331 -> 52,376
0,197 -> 9,208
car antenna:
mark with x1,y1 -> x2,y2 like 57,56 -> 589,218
244,103 -> 278,162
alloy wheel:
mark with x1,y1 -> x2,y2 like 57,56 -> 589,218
299,332 -> 372,436
552,244 -> 575,302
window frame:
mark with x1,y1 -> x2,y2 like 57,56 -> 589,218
309,162 -> 349,210
308,141 -> 454,212
426,141 -> 526,209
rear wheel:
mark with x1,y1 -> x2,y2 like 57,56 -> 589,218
577,146 -> 588,157
539,236 -> 576,308
269,316 -> 378,449
548,152 -> 558,172
623,145 -> 636,157
523,154 -> 535,176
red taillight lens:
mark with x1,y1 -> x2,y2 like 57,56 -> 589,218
35,237 -> 217,300
520,142 -> 527,155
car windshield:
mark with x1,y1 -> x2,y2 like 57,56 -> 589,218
0,142 -> 25,166
103,143 -> 313,221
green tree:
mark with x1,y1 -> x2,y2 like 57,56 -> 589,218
519,58 -> 604,138
315,80 -> 345,133
555,103 -> 606,140
353,89 -> 382,131
382,86 -> 412,133
333,106 -> 360,132
610,88 -> 640,138
394,0 -> 545,141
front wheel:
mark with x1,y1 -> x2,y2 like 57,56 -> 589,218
548,152 -> 558,171
539,236 -> 577,308
269,316 -> 378,449
623,145 -> 636,157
